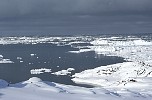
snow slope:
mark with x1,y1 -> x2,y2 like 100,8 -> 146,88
1,77 -> 152,100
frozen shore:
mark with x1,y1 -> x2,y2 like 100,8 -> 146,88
1,35 -> 152,100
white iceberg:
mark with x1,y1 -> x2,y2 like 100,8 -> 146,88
30,68 -> 52,74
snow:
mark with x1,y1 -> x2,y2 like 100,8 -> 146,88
0,36 -> 90,45
72,37 -> 152,88
1,35 -> 152,100
52,68 -> 75,76
27,77 -> 42,82
1,77 -> 152,100
91,39 -> 109,46
30,68 -> 52,74
133,39 -> 152,46
0,55 -> 3,58
72,62 -> 152,87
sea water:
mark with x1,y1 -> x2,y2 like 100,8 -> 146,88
0,37 -> 125,87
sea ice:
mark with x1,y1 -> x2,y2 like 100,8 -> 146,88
71,36 -> 152,95
52,68 -> 75,76
17,57 -> 22,60
1,36 -> 152,100
30,54 -> 36,56
0,55 -> 14,63
0,59 -> 14,63
30,68 -> 52,74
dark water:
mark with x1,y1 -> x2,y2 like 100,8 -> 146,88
0,43 -> 125,87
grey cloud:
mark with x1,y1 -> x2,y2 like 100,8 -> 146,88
0,0 -> 152,35
0,0 -> 152,18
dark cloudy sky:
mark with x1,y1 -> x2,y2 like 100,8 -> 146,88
0,0 -> 152,35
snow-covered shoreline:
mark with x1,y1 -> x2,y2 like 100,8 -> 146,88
1,35 -> 152,100
72,62 -> 152,87
72,36 -> 152,87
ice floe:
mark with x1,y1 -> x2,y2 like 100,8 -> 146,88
0,59 -> 14,63
30,54 -> 36,56
30,68 -> 52,74
0,36 -> 91,45
17,57 -> 22,60
20,61 -> 23,63
68,49 -> 92,53
0,55 -> 14,63
90,39 -> 152,62
52,68 -> 75,76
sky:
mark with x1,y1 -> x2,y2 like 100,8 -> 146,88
0,0 -> 152,35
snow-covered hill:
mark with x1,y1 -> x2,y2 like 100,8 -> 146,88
1,77 -> 152,100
